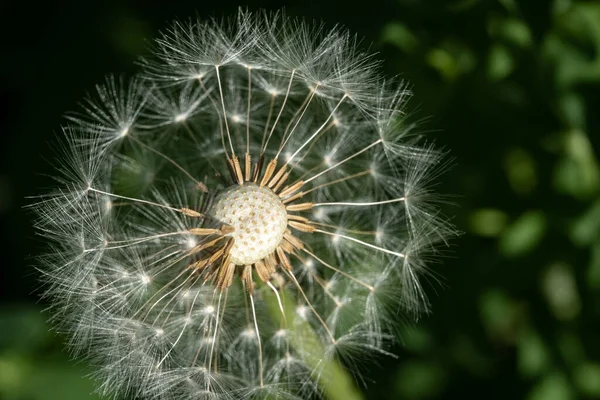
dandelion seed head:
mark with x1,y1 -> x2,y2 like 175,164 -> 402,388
140,274 -> 151,285
185,237 -> 197,249
312,208 -> 326,221
242,328 -> 256,338
102,198 -> 112,213
31,8 -> 455,400
174,112 -> 188,122
296,305 -> 309,319
202,306 -> 215,315
275,329 -> 286,338
202,337 -> 215,345
331,233 -> 341,244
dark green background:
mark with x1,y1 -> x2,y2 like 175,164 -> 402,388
1,0 -> 599,399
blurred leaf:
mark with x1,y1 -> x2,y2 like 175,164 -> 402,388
543,3 -> 600,87
570,198 -> 600,247
504,148 -> 537,196
487,17 -> 532,48
394,360 -> 446,399
0,354 -> 31,397
0,305 -> 100,399
381,22 -> 419,53
557,3 -> 600,51
542,33 -> 593,88
469,208 -> 508,237
498,0 -> 519,14
488,44 -> 515,81
574,362 -> 600,397
517,327 -> 551,378
541,263 -> 581,321
426,41 -> 476,81
499,211 -> 547,257
557,331 -> 585,367
479,289 -> 520,343
527,372 -> 576,400
552,0 -> 573,16
25,362 -> 100,400
554,129 -> 600,199
0,305 -> 49,353
558,93 -> 586,130
0,354 -> 100,400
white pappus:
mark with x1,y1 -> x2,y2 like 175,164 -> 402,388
31,9 -> 456,400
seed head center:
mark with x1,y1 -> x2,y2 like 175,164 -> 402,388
212,183 -> 287,265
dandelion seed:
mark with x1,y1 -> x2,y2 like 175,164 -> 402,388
174,113 -> 188,122
31,9 -> 455,400
275,329 -> 286,338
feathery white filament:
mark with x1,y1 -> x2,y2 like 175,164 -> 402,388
32,9 -> 454,400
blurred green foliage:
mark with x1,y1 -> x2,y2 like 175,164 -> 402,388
376,1 -> 600,399
1,0 -> 599,399
0,306 -> 100,400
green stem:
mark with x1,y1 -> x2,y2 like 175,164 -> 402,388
263,287 -> 365,400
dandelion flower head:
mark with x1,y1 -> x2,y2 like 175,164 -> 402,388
33,9 -> 455,400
